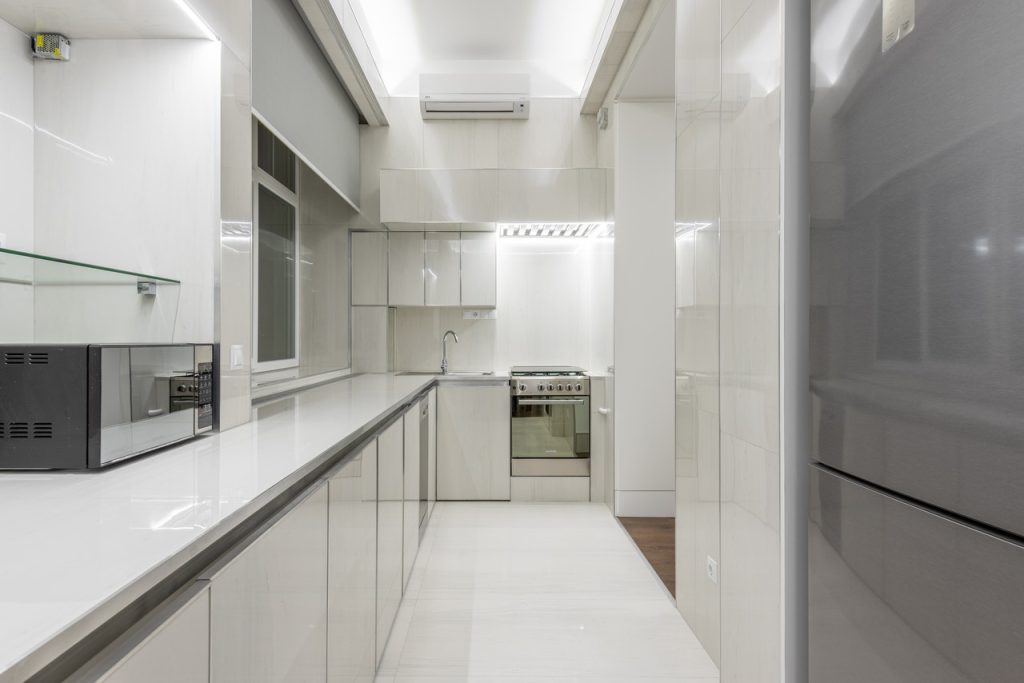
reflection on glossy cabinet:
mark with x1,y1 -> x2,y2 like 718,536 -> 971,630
376,418 -> 404,664
352,232 -> 388,305
428,388 -> 437,519
70,584 -> 210,683
388,233 -> 424,306
460,232 -> 497,307
424,232 -> 461,306
437,382 -> 511,500
206,484 -> 328,683
327,440 -> 378,683
403,402 -> 421,587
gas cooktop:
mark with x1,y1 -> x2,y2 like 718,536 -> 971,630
510,365 -> 586,376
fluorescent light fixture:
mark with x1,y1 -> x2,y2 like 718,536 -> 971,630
172,0 -> 217,41
498,223 -> 613,239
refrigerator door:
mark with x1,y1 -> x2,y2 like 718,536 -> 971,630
810,466 -> 1024,682
810,0 -> 1024,536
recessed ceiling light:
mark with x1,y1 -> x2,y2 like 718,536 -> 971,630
499,223 -> 613,239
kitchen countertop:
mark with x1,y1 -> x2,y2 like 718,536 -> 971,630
0,373 -> 438,681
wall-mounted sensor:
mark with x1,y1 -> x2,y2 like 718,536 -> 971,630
32,33 -> 71,61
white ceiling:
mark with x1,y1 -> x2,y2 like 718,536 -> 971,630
618,0 -> 674,100
349,0 -> 616,97
0,0 -> 209,40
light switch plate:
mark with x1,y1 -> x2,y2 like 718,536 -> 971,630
706,556 -> 719,584
230,344 -> 244,369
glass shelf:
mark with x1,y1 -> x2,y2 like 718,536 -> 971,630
0,247 -> 181,344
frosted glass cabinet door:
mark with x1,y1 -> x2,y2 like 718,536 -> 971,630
388,232 -> 425,306
424,232 -> 461,306
437,382 -> 511,500
70,584 -> 211,683
460,232 -> 497,307
376,418 -> 404,664
351,232 -> 388,305
403,402 -> 422,588
206,483 -> 328,683
327,439 -> 378,683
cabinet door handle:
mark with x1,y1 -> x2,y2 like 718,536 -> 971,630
598,407 -> 610,415
147,408 -> 164,417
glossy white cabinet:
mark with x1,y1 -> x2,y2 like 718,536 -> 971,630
70,584 -> 210,683
205,483 -> 328,683
427,388 -> 437,519
424,232 -> 461,306
387,233 -> 425,306
327,440 -> 377,683
460,232 -> 497,307
437,382 -> 511,500
352,232 -> 388,305
376,418 -> 404,664
403,401 -> 422,587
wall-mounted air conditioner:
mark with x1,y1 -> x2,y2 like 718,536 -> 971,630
419,74 -> 530,120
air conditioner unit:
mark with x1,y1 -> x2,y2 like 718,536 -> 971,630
419,74 -> 530,120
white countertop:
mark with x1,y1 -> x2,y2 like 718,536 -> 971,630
0,373 -> 436,680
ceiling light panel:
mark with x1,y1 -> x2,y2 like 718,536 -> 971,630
499,223 -> 613,239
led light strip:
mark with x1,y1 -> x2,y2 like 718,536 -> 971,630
498,223 -> 614,238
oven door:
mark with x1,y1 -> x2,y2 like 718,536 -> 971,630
511,395 -> 590,476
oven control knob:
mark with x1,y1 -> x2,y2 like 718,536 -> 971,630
576,383 -> 583,392
547,384 -> 555,391
519,384 -> 526,391
177,384 -> 187,392
557,384 -> 564,391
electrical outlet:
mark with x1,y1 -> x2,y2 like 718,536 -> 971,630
462,309 -> 497,320
706,556 -> 719,584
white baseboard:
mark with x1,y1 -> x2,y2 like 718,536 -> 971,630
614,490 -> 675,517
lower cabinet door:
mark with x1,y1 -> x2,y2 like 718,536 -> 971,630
205,483 -> 329,682
437,382 -> 511,501
403,403 -> 421,588
69,583 -> 211,683
428,388 -> 437,518
327,439 -> 378,683
376,418 -> 404,665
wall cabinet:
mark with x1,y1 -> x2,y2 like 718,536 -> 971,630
376,417 -> 404,664
327,439 -> 377,683
387,233 -> 425,306
352,232 -> 388,305
460,233 -> 497,307
437,382 -> 511,500
424,232 -> 461,306
205,483 -> 329,682
69,584 -> 211,683
356,231 -> 497,308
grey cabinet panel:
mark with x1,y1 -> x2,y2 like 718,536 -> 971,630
352,233 -> 388,305
437,383 -> 510,500
70,584 -> 210,683
810,466 -> 1024,683
327,440 -> 378,682
376,418 -> 404,664
206,484 -> 328,682
428,388 -> 437,518
403,403 -> 421,588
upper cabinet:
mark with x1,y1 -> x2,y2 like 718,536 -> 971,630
387,233 -> 425,306
424,232 -> 461,306
380,168 -> 612,225
352,232 -> 388,305
357,231 -> 497,308
460,233 -> 497,308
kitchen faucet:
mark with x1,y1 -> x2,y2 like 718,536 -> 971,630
441,330 -> 459,375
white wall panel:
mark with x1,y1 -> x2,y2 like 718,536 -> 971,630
613,102 -> 676,514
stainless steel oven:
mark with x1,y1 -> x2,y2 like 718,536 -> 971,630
510,366 -> 590,476
0,343 -> 215,470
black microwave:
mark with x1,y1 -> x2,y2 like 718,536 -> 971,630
0,344 -> 215,470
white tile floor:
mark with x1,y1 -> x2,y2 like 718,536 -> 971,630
376,502 -> 719,682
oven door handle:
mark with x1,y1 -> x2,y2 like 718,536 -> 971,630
516,398 -> 586,406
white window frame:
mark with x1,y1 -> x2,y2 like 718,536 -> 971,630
252,165 -> 301,374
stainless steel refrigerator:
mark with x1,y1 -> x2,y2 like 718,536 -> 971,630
809,0 -> 1024,680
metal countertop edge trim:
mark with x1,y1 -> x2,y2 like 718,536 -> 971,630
6,377 -> 438,683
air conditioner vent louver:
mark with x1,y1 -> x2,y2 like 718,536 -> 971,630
28,352 -> 48,364
7,422 -> 29,438
33,423 -> 53,439
4,352 -> 25,365
5,351 -> 49,364
0,422 -> 55,439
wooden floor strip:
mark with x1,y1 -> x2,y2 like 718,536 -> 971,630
619,517 -> 675,597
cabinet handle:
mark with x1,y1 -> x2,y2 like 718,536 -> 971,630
598,407 -> 610,415
147,408 -> 164,417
